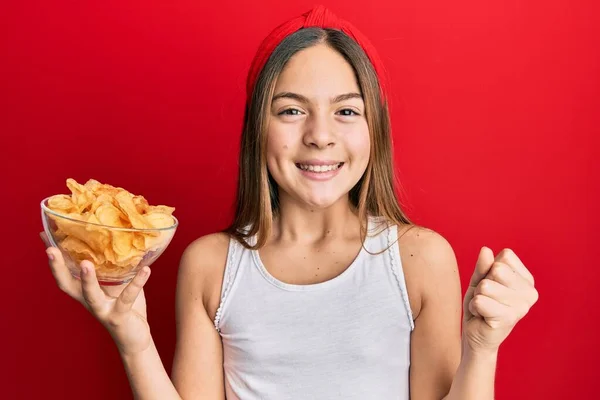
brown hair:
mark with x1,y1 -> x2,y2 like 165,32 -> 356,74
226,27 -> 413,249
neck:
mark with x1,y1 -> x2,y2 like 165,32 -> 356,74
273,194 -> 362,244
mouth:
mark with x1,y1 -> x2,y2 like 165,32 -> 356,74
295,162 -> 344,173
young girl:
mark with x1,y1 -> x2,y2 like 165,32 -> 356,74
42,6 -> 538,400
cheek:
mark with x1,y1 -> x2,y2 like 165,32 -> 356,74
266,141 -> 290,161
266,127 -> 294,172
345,125 -> 371,162
266,122 -> 298,153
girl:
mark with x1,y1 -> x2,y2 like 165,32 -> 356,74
42,6 -> 538,400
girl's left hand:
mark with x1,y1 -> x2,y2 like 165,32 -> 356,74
463,247 -> 539,353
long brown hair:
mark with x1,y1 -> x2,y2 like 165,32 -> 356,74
226,27 -> 412,249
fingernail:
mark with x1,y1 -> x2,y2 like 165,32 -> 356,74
81,265 -> 88,275
46,251 -> 54,261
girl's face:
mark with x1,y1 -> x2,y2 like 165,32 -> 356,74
266,44 -> 370,210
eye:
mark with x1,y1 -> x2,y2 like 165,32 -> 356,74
337,108 -> 360,116
279,108 -> 304,116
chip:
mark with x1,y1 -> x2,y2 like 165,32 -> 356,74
46,178 -> 176,277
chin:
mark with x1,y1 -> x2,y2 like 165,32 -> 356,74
297,192 -> 347,210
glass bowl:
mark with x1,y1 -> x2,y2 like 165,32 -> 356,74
41,196 -> 178,286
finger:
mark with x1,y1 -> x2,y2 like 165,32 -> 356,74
46,246 -> 83,301
495,249 -> 535,286
40,231 -> 51,248
80,261 -> 107,315
469,246 -> 495,287
463,286 -> 477,322
469,294 -> 510,320
115,267 -> 151,314
487,261 -> 531,291
474,278 -> 519,307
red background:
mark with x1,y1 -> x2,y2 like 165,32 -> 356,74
3,0 -> 598,398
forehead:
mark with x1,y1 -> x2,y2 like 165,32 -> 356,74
273,44 -> 361,96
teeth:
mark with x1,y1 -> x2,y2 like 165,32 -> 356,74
298,163 -> 342,172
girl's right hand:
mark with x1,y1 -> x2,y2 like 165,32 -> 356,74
41,232 -> 153,356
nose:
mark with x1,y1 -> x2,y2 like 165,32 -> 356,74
303,113 -> 335,149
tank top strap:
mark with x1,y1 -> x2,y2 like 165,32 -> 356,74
386,222 -> 415,331
214,234 -> 244,331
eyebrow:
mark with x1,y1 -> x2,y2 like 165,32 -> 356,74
271,92 -> 363,104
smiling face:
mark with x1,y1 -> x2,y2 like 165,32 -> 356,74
266,43 -> 371,210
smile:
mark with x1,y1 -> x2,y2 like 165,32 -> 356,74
295,162 -> 344,172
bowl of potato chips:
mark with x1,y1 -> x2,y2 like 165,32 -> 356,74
41,178 -> 178,285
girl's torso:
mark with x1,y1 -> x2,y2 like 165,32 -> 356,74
205,216 -> 417,399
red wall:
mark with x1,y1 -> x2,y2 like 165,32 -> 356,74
4,0 -> 598,398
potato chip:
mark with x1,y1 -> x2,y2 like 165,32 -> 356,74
46,178 -> 176,278
132,233 -> 146,250
133,196 -> 150,214
94,203 -> 128,228
61,236 -> 106,265
54,215 -> 111,253
90,193 -> 116,213
84,178 -> 122,197
66,178 -> 96,212
114,191 -> 153,230
48,195 -> 77,214
148,205 -> 176,215
144,211 -> 175,229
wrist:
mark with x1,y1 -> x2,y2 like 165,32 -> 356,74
462,343 -> 499,363
116,336 -> 155,361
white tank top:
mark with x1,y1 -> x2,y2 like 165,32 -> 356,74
214,217 -> 414,399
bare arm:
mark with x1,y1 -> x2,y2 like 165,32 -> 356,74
110,234 -> 228,399
442,347 -> 497,400
400,227 -> 462,399
171,233 -> 228,399
120,339 -> 183,400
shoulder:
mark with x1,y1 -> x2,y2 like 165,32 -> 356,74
396,224 -> 460,319
176,232 -> 231,320
180,232 -> 231,267
397,225 -> 457,268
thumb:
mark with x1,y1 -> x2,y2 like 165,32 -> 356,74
469,246 -> 495,288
